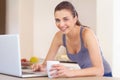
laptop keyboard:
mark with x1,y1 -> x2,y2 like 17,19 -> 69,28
22,69 -> 47,75
22,69 -> 37,74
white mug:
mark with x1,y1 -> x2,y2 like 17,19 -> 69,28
46,61 -> 60,78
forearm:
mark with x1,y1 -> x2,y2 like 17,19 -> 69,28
72,67 -> 104,77
42,33 -> 62,66
42,55 -> 55,66
42,50 -> 58,66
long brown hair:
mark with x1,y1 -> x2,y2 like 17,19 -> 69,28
54,1 -> 81,26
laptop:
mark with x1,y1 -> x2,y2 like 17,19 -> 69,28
0,34 -> 47,77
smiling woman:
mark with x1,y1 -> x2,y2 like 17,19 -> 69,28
33,0 -> 97,60
31,1 -> 112,78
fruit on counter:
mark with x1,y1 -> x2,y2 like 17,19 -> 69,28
21,58 -> 32,66
21,58 -> 28,62
30,56 -> 39,64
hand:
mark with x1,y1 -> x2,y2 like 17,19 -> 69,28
50,64 -> 75,78
31,63 -> 46,72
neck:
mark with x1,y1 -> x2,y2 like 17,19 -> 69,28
66,26 -> 80,40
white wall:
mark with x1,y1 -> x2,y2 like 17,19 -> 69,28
6,0 -> 19,34
96,0 -> 120,77
71,0 -> 96,32
97,0 -> 113,67
33,0 -> 58,58
113,0 -> 120,77
18,0 -> 34,59
6,0 -> 34,59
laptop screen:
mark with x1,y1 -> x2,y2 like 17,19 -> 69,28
0,34 -> 48,77
0,34 -> 22,76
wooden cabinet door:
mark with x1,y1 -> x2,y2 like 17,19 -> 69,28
0,0 -> 6,34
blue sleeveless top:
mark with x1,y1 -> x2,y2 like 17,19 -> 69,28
62,27 -> 112,74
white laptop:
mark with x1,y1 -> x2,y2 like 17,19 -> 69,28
0,34 -> 47,77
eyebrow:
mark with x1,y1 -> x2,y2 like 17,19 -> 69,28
55,18 -> 60,21
55,16 -> 69,20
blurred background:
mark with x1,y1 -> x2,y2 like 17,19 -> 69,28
0,0 -> 120,77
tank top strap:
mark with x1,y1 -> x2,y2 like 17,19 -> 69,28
62,34 -> 66,47
80,26 -> 84,47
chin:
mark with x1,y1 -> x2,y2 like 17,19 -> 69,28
62,31 -> 69,34
61,31 -> 66,34
61,29 -> 69,34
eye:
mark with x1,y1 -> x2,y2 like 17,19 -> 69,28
55,19 -> 60,23
63,17 -> 69,21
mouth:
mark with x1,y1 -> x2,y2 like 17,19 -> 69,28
60,27 -> 68,32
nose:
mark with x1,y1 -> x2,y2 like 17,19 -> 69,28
59,21 -> 65,27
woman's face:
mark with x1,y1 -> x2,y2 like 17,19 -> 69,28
54,9 -> 77,34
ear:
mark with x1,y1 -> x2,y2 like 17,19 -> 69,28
74,16 -> 78,24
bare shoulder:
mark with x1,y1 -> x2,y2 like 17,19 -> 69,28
54,31 -> 63,39
53,31 -> 63,45
82,27 -> 97,47
82,27 -> 95,37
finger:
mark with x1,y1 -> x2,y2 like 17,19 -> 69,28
31,64 -> 39,71
50,67 -> 57,71
31,64 -> 34,68
57,69 -> 63,74
50,71 -> 57,77
52,64 -> 62,67
50,70 -> 60,78
40,67 -> 46,72
31,64 -> 35,70
51,69 -> 64,78
54,72 -> 64,78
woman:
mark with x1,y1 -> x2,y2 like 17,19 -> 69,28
32,1 -> 112,78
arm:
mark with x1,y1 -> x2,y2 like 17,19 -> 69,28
51,28 -> 104,77
72,28 -> 104,77
42,32 -> 63,66
31,32 -> 63,71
